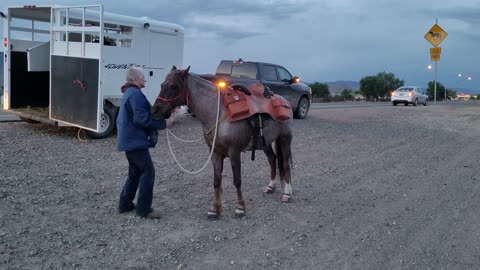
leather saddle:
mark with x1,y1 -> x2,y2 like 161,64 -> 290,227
222,82 -> 292,123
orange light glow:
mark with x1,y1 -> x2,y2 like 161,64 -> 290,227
217,81 -> 227,88
294,77 -> 300,83
408,92 -> 413,97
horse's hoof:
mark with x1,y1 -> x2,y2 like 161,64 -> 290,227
235,208 -> 246,218
263,185 -> 275,194
281,193 -> 292,203
207,210 -> 220,221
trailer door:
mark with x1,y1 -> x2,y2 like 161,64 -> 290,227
49,5 -> 104,132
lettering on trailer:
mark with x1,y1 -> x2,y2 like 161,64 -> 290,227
104,63 -> 137,69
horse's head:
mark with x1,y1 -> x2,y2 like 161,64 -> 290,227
151,65 -> 190,119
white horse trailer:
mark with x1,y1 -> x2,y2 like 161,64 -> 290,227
2,4 -> 184,138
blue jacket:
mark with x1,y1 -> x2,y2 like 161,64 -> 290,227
117,86 -> 167,152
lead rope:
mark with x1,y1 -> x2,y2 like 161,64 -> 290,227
166,87 -> 221,174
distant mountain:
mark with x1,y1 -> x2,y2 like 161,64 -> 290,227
324,80 -> 360,93
315,80 -> 479,95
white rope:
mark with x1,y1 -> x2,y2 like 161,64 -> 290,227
166,128 -> 204,143
77,128 -> 87,142
166,86 -> 221,174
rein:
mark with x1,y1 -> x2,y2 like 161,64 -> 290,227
156,91 -> 189,113
165,79 -> 221,175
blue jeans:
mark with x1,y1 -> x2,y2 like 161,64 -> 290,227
119,149 -> 155,217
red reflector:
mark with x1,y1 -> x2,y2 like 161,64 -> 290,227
3,37 -> 7,48
233,58 -> 243,64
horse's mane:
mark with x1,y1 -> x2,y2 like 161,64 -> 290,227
187,73 -> 219,97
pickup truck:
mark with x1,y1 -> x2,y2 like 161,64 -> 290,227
200,59 -> 312,119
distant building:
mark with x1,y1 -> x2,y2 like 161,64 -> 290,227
458,93 -> 472,100
354,94 -> 366,101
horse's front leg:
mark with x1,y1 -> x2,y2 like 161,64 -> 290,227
230,151 -> 246,218
263,144 -> 277,194
278,136 -> 293,203
208,152 -> 225,220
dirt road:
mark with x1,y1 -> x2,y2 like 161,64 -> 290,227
1,102 -> 480,269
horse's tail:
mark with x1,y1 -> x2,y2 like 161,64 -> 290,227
275,137 -> 293,183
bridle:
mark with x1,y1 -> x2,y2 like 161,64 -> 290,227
155,89 -> 189,114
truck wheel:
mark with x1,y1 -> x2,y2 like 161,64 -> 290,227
85,106 -> 116,139
294,97 -> 310,119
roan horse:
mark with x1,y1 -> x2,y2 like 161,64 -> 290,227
151,66 -> 293,220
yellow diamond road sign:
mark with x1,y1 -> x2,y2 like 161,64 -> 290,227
425,24 -> 448,47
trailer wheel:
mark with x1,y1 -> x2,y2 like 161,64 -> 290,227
85,106 -> 116,139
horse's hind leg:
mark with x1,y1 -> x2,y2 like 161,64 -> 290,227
263,144 -> 277,194
208,152 -> 225,220
230,151 -> 246,218
276,135 -> 293,203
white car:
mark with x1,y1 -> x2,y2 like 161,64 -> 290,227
391,86 -> 428,106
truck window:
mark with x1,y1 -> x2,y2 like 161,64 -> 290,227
216,61 -> 232,75
231,64 -> 257,79
216,61 -> 257,79
262,65 -> 278,81
277,67 -> 292,81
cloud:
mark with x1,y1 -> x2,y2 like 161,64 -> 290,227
1,0 -> 480,87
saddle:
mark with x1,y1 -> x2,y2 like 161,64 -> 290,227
222,83 -> 292,161
222,82 -> 292,123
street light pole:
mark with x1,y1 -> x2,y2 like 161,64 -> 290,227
444,67 -> 447,102
434,61 -> 437,104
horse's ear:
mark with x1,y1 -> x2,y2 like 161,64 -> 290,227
171,65 -> 177,71
180,66 -> 190,78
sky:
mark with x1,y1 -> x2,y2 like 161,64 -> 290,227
1,0 -> 479,89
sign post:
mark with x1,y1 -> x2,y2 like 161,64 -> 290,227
424,19 -> 448,104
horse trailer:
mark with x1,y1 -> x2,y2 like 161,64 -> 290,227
2,4 -> 184,138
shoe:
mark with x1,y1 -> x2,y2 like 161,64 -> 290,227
144,209 -> 161,219
118,204 -> 135,214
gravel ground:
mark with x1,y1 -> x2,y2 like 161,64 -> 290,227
1,102 -> 480,270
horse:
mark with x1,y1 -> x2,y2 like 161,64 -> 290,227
151,66 -> 294,220
429,31 -> 441,40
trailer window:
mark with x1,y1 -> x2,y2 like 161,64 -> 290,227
55,7 -> 133,48
10,17 -> 50,42
104,25 -> 133,48
61,20 -> 132,47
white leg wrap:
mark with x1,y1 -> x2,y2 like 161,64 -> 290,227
268,180 -> 275,187
284,183 -> 292,195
